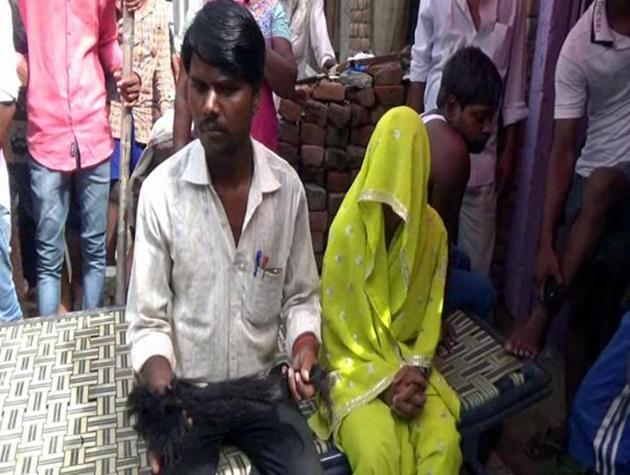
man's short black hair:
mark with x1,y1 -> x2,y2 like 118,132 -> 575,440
436,46 -> 503,110
181,0 -> 265,86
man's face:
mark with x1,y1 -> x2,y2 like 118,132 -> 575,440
449,101 -> 496,154
187,53 -> 259,158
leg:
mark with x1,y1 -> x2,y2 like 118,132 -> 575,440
457,184 -> 497,277
0,205 -> 22,321
227,400 -> 322,475
75,160 -> 110,310
569,311 -> 630,474
29,159 -> 70,316
562,167 -> 629,285
336,398 -> 409,475
445,267 -> 497,323
162,434 -> 221,475
410,388 -> 462,475
507,168 -> 630,359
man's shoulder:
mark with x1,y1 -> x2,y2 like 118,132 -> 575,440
561,7 -> 597,62
425,119 -> 468,163
254,140 -> 304,193
141,141 -> 196,194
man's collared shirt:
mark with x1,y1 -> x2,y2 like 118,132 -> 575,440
410,0 -> 529,187
280,0 -> 336,79
127,139 -> 321,381
555,0 -> 630,178
18,0 -> 122,171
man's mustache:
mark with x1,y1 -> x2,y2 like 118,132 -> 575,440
199,120 -> 227,133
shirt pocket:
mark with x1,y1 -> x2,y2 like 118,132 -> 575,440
243,269 -> 284,328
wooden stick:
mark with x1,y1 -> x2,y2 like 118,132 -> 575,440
115,6 -> 135,305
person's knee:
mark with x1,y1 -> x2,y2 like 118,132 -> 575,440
421,423 -> 462,471
440,424 -> 462,461
339,409 -> 401,474
282,447 -> 323,475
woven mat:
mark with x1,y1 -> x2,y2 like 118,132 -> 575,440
0,309 -> 526,474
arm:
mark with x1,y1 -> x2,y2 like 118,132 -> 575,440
98,0 -> 123,76
539,46 -> 587,251
173,66 -> 192,151
282,184 -> 322,400
266,38 -> 298,99
282,185 -> 322,359
406,0 -> 433,113
266,4 -> 298,99
0,0 -> 19,148
539,119 -> 581,249
154,6 -> 176,115
0,103 -> 16,151
126,179 -> 175,393
310,0 -> 336,71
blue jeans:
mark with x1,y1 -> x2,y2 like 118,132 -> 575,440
0,205 -> 21,321
30,159 -> 110,316
445,248 -> 497,322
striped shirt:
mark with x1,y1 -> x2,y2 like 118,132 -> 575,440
109,0 -> 175,145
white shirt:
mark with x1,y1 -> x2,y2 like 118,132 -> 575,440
410,0 -> 528,187
280,0 -> 336,79
554,0 -> 630,178
127,139 -> 321,382
0,0 -> 20,212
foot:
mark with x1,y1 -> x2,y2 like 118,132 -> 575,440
504,305 -> 550,359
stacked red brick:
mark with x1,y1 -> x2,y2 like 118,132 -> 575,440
276,61 -> 406,269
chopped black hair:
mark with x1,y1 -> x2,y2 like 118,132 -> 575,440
128,365 -> 331,470
181,0 -> 266,86
436,46 -> 503,109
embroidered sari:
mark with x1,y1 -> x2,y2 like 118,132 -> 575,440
310,106 -> 460,441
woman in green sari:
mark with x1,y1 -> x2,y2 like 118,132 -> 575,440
310,106 -> 462,474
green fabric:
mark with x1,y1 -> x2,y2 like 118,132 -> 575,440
310,106 -> 460,441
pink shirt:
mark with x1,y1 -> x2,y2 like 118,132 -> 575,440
19,0 -> 123,171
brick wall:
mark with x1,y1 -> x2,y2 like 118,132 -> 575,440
348,0 -> 372,53
276,62 -> 406,269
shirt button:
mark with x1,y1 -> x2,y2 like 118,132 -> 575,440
238,263 -> 246,272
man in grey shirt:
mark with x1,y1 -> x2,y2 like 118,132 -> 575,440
126,3 -> 323,473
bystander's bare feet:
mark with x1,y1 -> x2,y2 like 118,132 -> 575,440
504,305 -> 550,359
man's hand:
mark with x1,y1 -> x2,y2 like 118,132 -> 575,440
381,366 -> 427,420
140,355 -> 172,395
140,355 -> 173,474
114,70 -> 142,107
535,242 -> 564,299
288,337 -> 319,402
322,58 -> 336,74
122,0 -> 146,11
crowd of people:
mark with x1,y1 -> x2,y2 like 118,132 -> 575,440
1,0 -> 629,473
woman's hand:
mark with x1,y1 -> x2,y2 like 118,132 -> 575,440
381,366 -> 427,420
